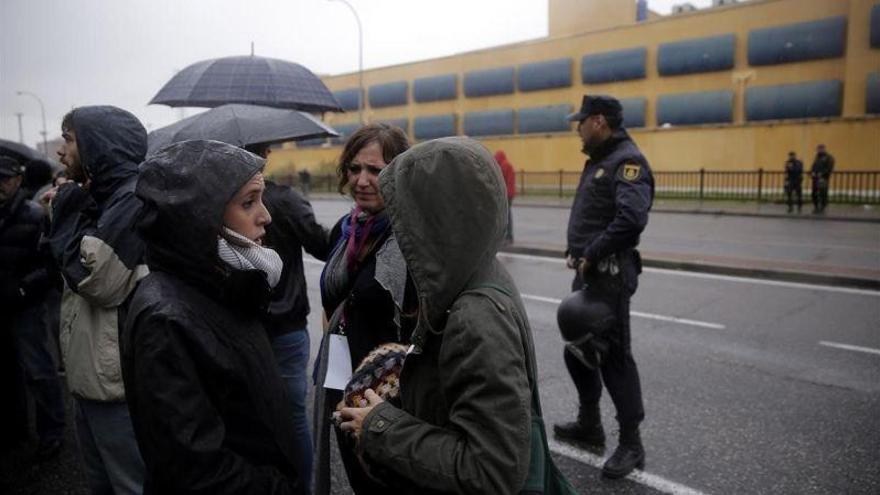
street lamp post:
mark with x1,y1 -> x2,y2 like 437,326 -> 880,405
16,90 -> 48,158
329,0 -> 364,124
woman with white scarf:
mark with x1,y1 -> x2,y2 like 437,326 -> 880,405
121,140 -> 304,494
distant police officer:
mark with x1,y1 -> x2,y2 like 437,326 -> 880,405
784,151 -> 804,213
554,95 -> 654,479
810,144 -> 834,214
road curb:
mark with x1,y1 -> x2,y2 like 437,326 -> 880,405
500,245 -> 880,291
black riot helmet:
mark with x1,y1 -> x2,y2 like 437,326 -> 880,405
556,287 -> 617,369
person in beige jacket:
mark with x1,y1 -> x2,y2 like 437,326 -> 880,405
47,106 -> 148,494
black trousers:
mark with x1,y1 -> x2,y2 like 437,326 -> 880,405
785,185 -> 802,211
812,179 -> 829,211
565,274 -> 644,431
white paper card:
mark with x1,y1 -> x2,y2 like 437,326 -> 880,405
323,334 -> 353,390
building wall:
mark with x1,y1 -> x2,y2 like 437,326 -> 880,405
268,0 -> 880,176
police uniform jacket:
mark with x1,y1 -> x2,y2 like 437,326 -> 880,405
566,128 -> 654,292
785,159 -> 803,187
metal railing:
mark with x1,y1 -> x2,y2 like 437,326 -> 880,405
514,169 -> 880,204
271,169 -> 880,204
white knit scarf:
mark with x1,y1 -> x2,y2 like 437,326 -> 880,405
217,226 -> 283,288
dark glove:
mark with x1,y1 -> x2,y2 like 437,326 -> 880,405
51,182 -> 98,221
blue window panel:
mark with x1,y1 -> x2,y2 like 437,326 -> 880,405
658,34 -> 736,76
620,98 -> 647,128
582,47 -> 647,83
748,17 -> 847,66
414,114 -> 457,140
463,109 -> 515,136
518,59 -> 572,92
463,67 -> 515,97
657,90 -> 734,125
333,88 -> 362,111
868,73 -> 880,114
330,123 -> 361,145
377,118 -> 409,134
413,74 -> 457,102
745,80 -> 842,121
872,4 -> 880,48
368,81 -> 408,108
518,105 -> 572,134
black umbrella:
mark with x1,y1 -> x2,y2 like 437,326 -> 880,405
147,104 -> 339,156
0,138 -> 39,164
149,55 -> 343,113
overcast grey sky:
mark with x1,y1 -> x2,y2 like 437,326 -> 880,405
0,0 -> 714,152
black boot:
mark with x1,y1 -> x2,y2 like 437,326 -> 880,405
602,428 -> 645,479
553,406 -> 605,451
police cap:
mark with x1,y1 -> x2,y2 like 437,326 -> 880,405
0,156 -> 25,178
566,95 -> 623,123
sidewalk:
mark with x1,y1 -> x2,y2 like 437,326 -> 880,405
507,196 -> 880,290
504,243 -> 880,290
513,195 -> 880,223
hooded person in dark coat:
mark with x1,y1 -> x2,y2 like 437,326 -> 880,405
336,138 -> 542,494
122,140 -> 305,495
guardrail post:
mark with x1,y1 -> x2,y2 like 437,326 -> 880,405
699,168 -> 705,201
757,167 -> 763,202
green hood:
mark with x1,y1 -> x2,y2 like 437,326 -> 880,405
378,137 -> 508,349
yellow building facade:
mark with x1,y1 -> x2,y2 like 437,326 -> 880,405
267,0 -> 880,176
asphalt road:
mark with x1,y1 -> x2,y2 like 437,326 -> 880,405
3,200 -> 877,494
298,245 -> 880,495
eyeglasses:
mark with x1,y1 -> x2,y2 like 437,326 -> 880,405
347,163 -> 384,176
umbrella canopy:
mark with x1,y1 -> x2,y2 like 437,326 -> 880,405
147,104 -> 339,156
0,138 -> 40,164
149,55 -> 343,113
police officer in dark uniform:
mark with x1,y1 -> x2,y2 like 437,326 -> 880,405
810,144 -> 834,214
554,95 -> 654,479
784,151 -> 803,213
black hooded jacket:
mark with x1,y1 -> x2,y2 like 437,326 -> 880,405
122,140 -> 304,495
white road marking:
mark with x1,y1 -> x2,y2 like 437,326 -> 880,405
521,294 -> 726,330
497,252 -> 567,264
818,341 -> 880,356
631,311 -> 726,330
645,267 -> 880,297
548,440 -> 710,495
304,258 -> 324,265
497,252 -> 880,297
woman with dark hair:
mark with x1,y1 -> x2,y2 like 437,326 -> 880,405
313,123 -> 412,494
121,140 -> 304,494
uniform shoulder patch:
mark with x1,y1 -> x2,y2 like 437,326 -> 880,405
622,162 -> 641,182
